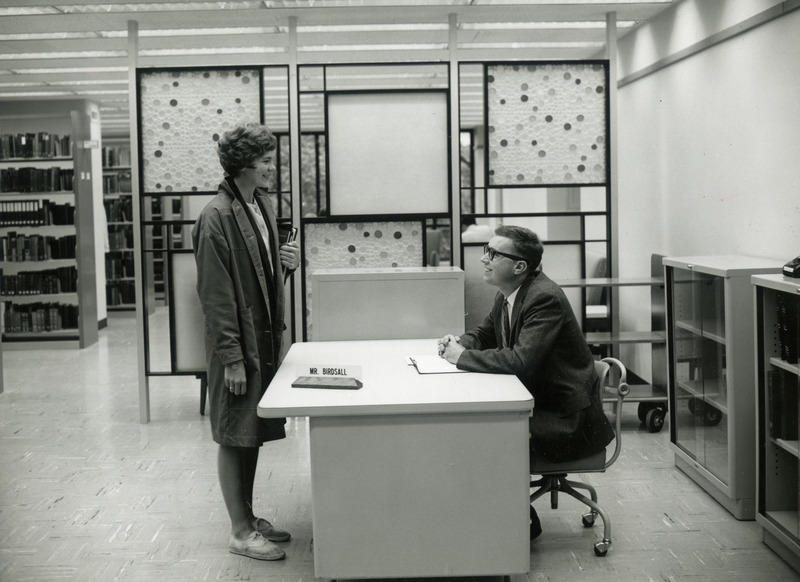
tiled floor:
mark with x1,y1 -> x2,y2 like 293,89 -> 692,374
1,312 -> 799,582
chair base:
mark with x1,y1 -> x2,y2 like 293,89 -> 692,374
530,474 -> 612,556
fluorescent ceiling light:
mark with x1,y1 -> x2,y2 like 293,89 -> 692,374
140,46 -> 285,56
461,21 -> 636,30
0,51 -> 127,60
0,91 -> 76,97
48,80 -> 128,86
460,41 -> 604,49
299,43 -> 447,52
9,67 -> 128,74
298,24 -> 448,32
77,89 -> 131,95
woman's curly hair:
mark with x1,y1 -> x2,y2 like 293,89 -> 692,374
216,123 -> 277,177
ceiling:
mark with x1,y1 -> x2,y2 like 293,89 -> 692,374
0,0 -> 676,137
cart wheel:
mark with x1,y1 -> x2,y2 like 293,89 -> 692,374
703,406 -> 722,426
637,402 -> 652,422
594,540 -> 610,557
646,408 -> 665,433
693,399 -> 708,416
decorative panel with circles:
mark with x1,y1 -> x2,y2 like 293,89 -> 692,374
303,220 -> 423,338
487,63 -> 607,186
139,68 -> 262,193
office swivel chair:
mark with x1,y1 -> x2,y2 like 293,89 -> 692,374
529,357 -> 630,557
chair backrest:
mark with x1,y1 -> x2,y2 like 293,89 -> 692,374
596,357 -> 630,470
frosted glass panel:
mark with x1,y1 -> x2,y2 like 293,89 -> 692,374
171,253 -> 205,373
487,63 -> 607,186
303,220 -> 423,338
139,68 -> 262,193
327,91 -> 449,216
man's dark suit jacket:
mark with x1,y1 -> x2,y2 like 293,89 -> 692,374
456,270 -> 614,463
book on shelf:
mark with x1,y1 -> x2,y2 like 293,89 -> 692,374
0,232 -> 76,262
0,133 -> 72,160
101,145 -> 131,168
1,265 -> 78,296
106,280 -> 136,306
768,369 -> 799,440
103,197 -> 132,222
777,291 -> 799,364
1,300 -> 78,333
1,167 -> 74,192
0,199 -> 75,227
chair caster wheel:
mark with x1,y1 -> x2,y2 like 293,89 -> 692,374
582,512 -> 597,527
594,540 -> 611,556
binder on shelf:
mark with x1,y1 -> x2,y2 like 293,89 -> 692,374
777,291 -> 799,364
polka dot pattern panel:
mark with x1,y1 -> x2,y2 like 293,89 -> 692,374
139,69 -> 262,193
303,221 -> 423,339
487,63 -> 607,186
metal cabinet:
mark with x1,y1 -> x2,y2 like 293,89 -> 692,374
664,255 -> 781,520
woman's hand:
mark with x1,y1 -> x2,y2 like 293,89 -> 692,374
280,240 -> 300,271
225,360 -> 247,396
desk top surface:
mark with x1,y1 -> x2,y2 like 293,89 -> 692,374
258,338 -> 533,418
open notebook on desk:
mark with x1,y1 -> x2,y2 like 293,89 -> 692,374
408,355 -> 467,374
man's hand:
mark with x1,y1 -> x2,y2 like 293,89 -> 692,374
437,334 -> 460,356
442,341 -> 465,365
437,334 -> 464,364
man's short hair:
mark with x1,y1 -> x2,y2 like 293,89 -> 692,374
494,225 -> 544,272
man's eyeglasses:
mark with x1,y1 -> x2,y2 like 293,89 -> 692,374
483,244 -> 526,263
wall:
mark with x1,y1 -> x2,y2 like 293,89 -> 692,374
615,1 -> 800,379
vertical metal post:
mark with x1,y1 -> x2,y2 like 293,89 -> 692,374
606,12 -> 620,340
288,17 -> 304,341
449,13 -> 462,269
128,19 -> 150,423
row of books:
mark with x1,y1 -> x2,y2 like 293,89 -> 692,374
104,197 -> 133,222
777,291 -> 799,364
106,254 -> 135,279
1,301 -> 78,333
107,280 -> 135,306
108,226 -> 134,251
102,171 -> 132,195
1,266 -> 78,296
0,199 -> 75,227
0,233 -> 76,262
102,146 -> 131,168
1,167 -> 74,193
768,368 -> 798,440
0,133 -> 72,160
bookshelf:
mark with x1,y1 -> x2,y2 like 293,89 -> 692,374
102,139 -> 135,311
753,274 -> 800,573
0,100 -> 105,349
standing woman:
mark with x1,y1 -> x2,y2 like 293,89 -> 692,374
192,123 -> 300,561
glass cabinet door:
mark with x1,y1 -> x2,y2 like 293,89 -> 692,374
670,267 -> 729,484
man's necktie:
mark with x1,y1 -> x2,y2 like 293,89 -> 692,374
502,299 -> 511,348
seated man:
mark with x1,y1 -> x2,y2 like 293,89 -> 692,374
439,225 -> 614,540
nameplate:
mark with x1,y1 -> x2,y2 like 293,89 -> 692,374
291,364 -> 363,390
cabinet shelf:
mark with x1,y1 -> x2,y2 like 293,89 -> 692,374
585,330 -> 666,345
771,357 -> 800,376
675,319 -> 726,343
